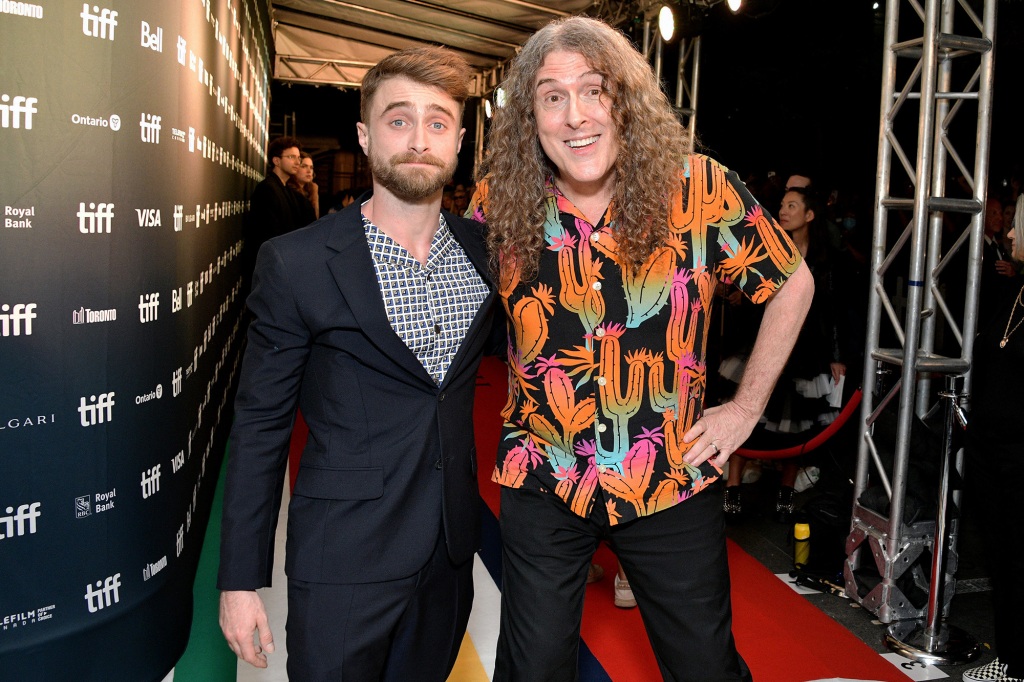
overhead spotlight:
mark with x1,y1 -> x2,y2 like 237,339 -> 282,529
484,99 -> 493,119
494,87 -> 506,109
658,5 -> 675,42
727,0 -> 742,12
872,1 -> 879,8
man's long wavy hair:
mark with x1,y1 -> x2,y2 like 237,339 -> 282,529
479,16 -> 692,280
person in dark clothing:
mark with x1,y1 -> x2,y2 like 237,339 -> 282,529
243,136 -> 309,290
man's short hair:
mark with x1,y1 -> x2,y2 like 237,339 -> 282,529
267,136 -> 301,168
360,46 -> 472,122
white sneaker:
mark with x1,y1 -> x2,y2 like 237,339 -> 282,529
963,657 -> 1023,682
794,466 -> 820,493
614,574 -> 636,608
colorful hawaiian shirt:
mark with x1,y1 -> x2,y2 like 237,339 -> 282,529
469,154 -> 801,525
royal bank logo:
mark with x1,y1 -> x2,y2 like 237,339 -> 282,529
138,292 -> 159,323
173,205 -> 183,232
1,1 -> 44,19
140,113 -> 161,144
78,392 -> 114,427
140,464 -> 161,499
0,502 -> 41,540
136,208 -> 161,227
80,4 -> 117,40
4,206 -> 34,228
140,20 -> 162,52
1,303 -> 36,337
83,573 -> 121,613
72,306 -> 116,324
77,202 -> 114,234
0,94 -> 37,130
75,495 -> 91,518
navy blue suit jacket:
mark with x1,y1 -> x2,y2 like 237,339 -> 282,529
218,197 -> 496,589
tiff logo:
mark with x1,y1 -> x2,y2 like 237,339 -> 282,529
138,293 -> 159,323
83,573 -> 121,613
77,202 -> 114,234
176,36 -> 186,65
0,94 -> 37,130
1,303 -> 36,337
140,464 -> 161,499
78,392 -> 114,427
80,4 -> 117,40
173,205 -> 183,232
172,367 -> 182,396
140,113 -> 161,144
0,502 -> 41,540
140,21 -> 162,52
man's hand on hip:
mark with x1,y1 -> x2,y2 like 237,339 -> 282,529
220,589 -> 275,668
680,401 -> 760,469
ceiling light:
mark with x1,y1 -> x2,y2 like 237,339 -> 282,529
727,0 -> 742,12
658,5 -> 675,42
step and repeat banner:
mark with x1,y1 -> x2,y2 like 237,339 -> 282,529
1,0 -> 272,678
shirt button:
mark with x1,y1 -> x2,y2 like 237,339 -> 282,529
435,459 -> 442,470
439,393 -> 446,402
597,376 -> 607,386
597,423 -> 607,433
590,233 -> 600,243
595,328 -> 605,337
592,281 -> 602,291
597,465 -> 606,473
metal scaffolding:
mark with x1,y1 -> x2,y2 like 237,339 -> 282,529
845,0 -> 996,663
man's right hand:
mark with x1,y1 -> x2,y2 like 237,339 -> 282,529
220,590 -> 275,668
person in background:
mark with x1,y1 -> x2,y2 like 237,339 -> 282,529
288,151 -> 319,221
469,16 -> 812,681
218,46 -> 494,681
242,136 -> 307,290
721,186 -> 848,522
961,193 -> 1024,682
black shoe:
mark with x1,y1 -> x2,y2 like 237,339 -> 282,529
724,486 -> 743,521
776,486 -> 795,523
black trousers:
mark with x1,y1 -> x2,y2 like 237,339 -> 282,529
494,484 -> 752,682
285,531 -> 473,681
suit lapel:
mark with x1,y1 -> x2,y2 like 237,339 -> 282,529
326,202 -> 434,385
442,212 -> 497,387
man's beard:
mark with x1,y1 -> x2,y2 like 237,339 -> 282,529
368,143 -> 457,202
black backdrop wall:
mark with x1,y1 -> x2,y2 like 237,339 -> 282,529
0,0 -> 272,678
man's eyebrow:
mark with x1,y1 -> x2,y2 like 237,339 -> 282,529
535,71 -> 604,90
381,100 -> 456,120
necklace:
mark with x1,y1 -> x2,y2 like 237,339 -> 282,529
999,284 -> 1024,348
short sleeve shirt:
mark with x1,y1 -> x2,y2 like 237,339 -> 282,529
468,154 -> 802,525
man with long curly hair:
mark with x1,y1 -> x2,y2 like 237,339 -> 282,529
468,16 -> 814,681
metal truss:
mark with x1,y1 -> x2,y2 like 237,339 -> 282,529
845,0 -> 996,636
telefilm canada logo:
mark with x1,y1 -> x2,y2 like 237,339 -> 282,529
1,303 -> 36,337
0,94 -> 37,130
80,4 -> 117,40
1,603 -> 56,632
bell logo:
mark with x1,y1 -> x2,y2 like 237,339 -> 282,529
80,4 -> 117,40
140,113 -> 161,144
83,573 -> 121,613
136,208 -> 161,227
78,392 -> 114,427
1,94 -> 37,130
77,202 -> 114,234
140,21 -> 162,52
1,303 -> 36,337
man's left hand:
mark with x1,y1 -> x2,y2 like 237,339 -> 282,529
680,401 -> 760,469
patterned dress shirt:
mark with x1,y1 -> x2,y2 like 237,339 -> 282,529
469,154 -> 802,525
363,212 -> 489,385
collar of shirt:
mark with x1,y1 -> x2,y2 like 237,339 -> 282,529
362,213 -> 456,274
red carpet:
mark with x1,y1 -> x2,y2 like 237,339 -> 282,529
473,357 -> 904,682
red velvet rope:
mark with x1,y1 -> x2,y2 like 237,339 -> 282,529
733,389 -> 863,459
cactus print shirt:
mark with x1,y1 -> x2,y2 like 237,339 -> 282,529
469,155 -> 801,525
